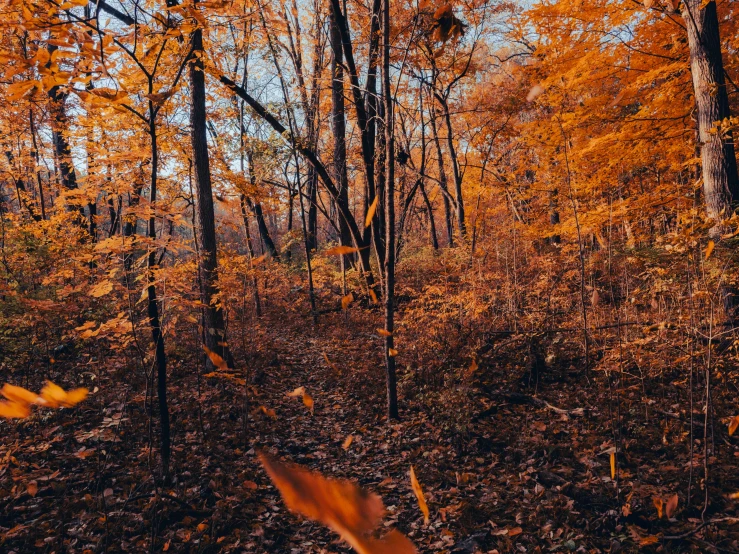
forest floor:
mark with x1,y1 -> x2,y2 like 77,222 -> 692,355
3,287 -> 739,553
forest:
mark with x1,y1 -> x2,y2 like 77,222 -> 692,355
1,0 -> 739,551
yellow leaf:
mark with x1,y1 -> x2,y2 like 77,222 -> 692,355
728,415 -> 739,436
259,453 -> 417,554
388,348 -> 398,357
0,400 -> 30,419
343,435 -> 354,450
665,493 -> 678,518
89,280 -> 114,298
288,386 -> 306,397
376,329 -> 392,337
365,196 -> 379,228
610,452 -> 616,480
196,522 -> 208,533
410,465 -> 430,525
39,381 -> 87,408
203,346 -> 229,370
705,240 -> 715,260
2,383 -> 40,405
342,293 -> 354,310
325,245 -> 359,256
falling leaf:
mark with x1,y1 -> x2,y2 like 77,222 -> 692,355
643,0 -> 653,7
532,421 -> 547,432
2,383 -> 40,405
388,348 -> 398,357
508,527 -> 523,536
288,386 -> 306,397
252,253 -> 267,266
203,346 -> 229,370
38,381 -> 88,408
342,293 -> 354,310
376,328 -> 392,337
259,405 -> 277,419
665,494 -> 678,518
89,280 -> 114,298
343,435 -> 354,450
368,289 -> 379,304
610,452 -> 616,480
303,392 -> 314,413
365,196 -> 379,228
323,352 -> 340,373
653,496 -> 663,518
0,401 -> 30,418
705,240 -> 715,260
640,535 -> 659,546
259,452 -> 416,554
26,481 -> 38,497
729,415 -> 739,436
410,465 -> 430,525
526,84 -> 544,102
325,245 -> 359,256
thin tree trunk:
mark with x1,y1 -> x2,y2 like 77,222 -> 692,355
429,98 -> 454,246
147,114 -> 170,482
189,24 -> 233,368
438,96 -> 466,237
330,10 -> 354,268
383,0 -> 398,420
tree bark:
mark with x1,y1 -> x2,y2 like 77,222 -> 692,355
383,0 -> 399,420
189,25 -> 233,369
429,100 -> 455,246
682,0 -> 739,230
330,10 -> 354,267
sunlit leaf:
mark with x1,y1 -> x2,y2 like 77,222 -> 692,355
410,465 -> 430,525
705,240 -> 715,260
342,293 -> 354,310
376,328 -> 392,337
203,346 -> 229,370
325,245 -> 359,256
365,196 -> 379,228
259,453 -> 416,554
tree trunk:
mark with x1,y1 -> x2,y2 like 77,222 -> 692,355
383,0 -> 399,420
429,101 -> 455,246
329,12 -> 354,266
189,25 -> 233,369
682,0 -> 739,230
439,96 -> 466,237
147,116 -> 170,482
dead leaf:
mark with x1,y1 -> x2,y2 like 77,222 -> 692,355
342,293 -> 354,310
508,527 -> 523,537
365,197 -> 379,228
259,452 -> 416,554
729,415 -> 739,436
343,435 -> 354,450
410,465 -> 430,525
610,452 -> 616,480
388,348 -> 398,357
376,328 -> 392,337
26,481 -> 38,497
532,421 -> 547,432
203,346 -> 229,370
665,494 -> 678,518
705,240 -> 715,260
89,280 -> 114,298
653,496 -> 663,518
325,245 -> 359,256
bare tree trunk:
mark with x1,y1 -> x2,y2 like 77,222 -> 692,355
383,0 -> 398,420
147,113 -> 170,482
189,25 -> 233,368
329,12 -> 354,267
682,0 -> 739,321
438,96 -> 466,237
682,0 -> 739,229
429,99 -> 455,246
